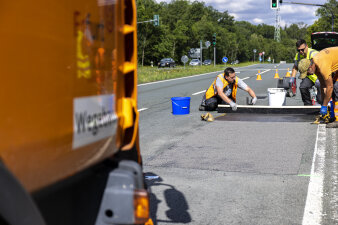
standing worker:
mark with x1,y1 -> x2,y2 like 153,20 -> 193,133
199,67 -> 257,111
290,39 -> 321,105
298,47 -> 338,128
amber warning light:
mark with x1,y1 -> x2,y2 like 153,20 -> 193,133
134,189 -> 151,224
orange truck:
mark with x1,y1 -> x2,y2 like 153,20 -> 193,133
0,0 -> 150,224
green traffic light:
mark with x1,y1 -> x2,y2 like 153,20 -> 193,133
272,3 -> 276,7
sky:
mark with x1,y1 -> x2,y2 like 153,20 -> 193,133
157,0 -> 329,27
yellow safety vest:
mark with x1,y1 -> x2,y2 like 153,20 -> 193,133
294,47 -> 318,83
205,74 -> 238,102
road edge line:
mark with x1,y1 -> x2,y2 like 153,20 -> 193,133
302,124 -> 326,225
137,64 -> 259,87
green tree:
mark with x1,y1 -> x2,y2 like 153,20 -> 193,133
284,23 -> 308,40
315,0 -> 338,32
135,0 -> 321,66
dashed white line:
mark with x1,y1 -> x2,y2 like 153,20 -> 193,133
260,69 -> 271,74
138,108 -> 148,112
302,124 -> 326,225
192,90 -> 206,96
242,77 -> 249,80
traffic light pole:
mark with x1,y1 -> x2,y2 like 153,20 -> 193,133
214,46 -> 216,67
200,40 -> 202,65
212,33 -> 216,67
280,1 -> 334,32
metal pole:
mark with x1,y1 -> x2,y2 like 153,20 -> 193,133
214,46 -> 216,67
200,40 -> 202,66
331,11 -> 334,32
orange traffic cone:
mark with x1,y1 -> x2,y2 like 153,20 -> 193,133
274,69 -> 279,79
285,68 -> 291,77
256,70 -> 262,80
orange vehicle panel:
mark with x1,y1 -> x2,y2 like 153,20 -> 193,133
0,0 -> 138,192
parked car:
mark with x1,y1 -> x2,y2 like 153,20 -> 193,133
203,59 -> 212,65
189,59 -> 201,66
231,60 -> 239,65
158,58 -> 176,68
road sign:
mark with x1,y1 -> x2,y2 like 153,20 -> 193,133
189,48 -> 200,58
153,15 -> 159,26
181,55 -> 188,63
222,57 -> 228,63
205,41 -> 211,48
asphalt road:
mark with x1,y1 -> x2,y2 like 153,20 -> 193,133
137,63 -> 338,225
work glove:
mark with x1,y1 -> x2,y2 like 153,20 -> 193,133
320,105 -> 328,116
251,97 -> 257,105
229,101 -> 237,111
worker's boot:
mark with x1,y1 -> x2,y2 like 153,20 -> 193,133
201,113 -> 209,121
199,105 -> 206,111
207,113 -> 214,122
326,121 -> 338,128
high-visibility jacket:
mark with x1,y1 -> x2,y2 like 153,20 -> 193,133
294,47 -> 318,83
205,74 -> 238,102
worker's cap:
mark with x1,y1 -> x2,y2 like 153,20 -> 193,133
298,59 -> 311,79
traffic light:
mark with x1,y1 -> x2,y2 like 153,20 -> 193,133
271,0 -> 278,9
212,33 -> 216,46
153,15 -> 159,26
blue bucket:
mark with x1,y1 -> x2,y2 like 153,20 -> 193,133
171,97 -> 191,115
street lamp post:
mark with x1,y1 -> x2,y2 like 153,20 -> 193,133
253,49 -> 257,62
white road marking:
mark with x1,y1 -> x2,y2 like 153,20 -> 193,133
260,69 -> 271,74
137,71 -> 222,87
302,124 -> 326,225
254,69 -> 270,76
192,90 -> 206,96
242,77 -> 249,80
138,108 -> 148,112
331,129 -> 338,221
137,64 -> 259,87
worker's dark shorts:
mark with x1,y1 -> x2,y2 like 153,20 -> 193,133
204,96 -> 234,111
333,79 -> 338,101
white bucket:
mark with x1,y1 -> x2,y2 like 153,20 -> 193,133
268,88 -> 286,106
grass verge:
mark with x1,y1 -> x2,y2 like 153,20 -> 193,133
137,62 -> 255,84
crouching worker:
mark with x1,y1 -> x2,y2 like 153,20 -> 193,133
199,67 -> 257,111
298,47 -> 338,128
